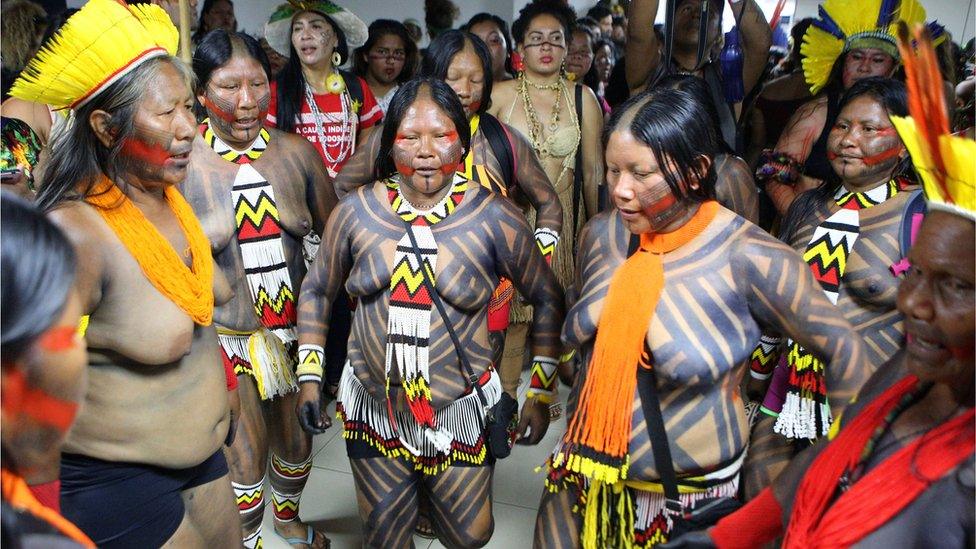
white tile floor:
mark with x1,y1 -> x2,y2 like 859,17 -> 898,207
261,370 -> 568,549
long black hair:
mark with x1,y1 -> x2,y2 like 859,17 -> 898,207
420,30 -> 493,116
192,30 -> 270,118
462,13 -> 514,76
274,10 -> 349,134
604,87 -> 719,201
1,192 -> 76,362
374,78 -> 470,181
353,19 -> 419,86
658,73 -> 733,154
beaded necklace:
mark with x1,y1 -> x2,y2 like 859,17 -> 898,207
517,74 -> 568,159
303,81 -> 353,167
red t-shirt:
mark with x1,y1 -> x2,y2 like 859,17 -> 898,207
267,77 -> 382,178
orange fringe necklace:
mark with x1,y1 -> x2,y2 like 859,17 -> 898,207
85,177 -> 214,325
552,200 -> 720,485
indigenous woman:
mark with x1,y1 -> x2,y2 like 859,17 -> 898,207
353,20 -> 418,116
265,0 -> 380,402
566,25 -> 596,84
183,30 -> 335,549
264,1 -> 380,179
755,0 -> 942,217
463,13 -> 515,84
665,30 -> 975,548
583,38 -> 614,115
1,193 -> 92,548
488,0 -> 604,392
334,30 -> 563,401
9,1 -> 239,546
534,87 -> 866,548
294,78 -> 564,548
744,78 -> 922,496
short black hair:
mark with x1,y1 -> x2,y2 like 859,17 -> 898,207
586,5 -> 613,21
193,30 -> 270,118
420,29 -> 493,115
657,73 -> 732,154
353,19 -> 419,86
512,0 -> 576,45
604,88 -> 718,201
375,78 -> 471,181
1,191 -> 77,362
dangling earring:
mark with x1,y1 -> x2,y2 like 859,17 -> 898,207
512,51 -> 524,77
560,58 -> 568,80
332,51 -> 342,67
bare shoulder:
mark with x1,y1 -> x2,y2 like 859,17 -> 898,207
488,81 -> 517,115
577,83 -> 602,113
47,200 -> 112,245
794,95 -> 829,121
0,97 -> 51,138
268,127 -> 319,158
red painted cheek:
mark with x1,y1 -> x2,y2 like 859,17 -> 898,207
861,145 -> 903,166
1,369 -> 78,433
875,127 -> 897,137
200,96 -> 236,123
468,101 -> 481,112
642,193 -> 677,216
38,327 -> 78,352
443,131 -> 458,142
827,150 -> 839,160
439,162 -> 459,175
121,137 -> 171,166
395,162 -> 416,176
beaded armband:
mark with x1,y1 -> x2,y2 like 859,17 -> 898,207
534,227 -> 559,266
749,335 -> 782,380
526,355 -> 558,404
755,149 -> 801,186
296,344 -> 325,384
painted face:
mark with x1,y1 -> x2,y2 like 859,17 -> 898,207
119,62 -> 195,188
518,13 -> 567,77
897,211 -> 976,400
292,11 -> 338,69
594,43 -> 615,82
842,48 -> 897,89
366,33 -> 407,86
469,20 -> 509,79
674,0 -> 722,51
2,290 -> 87,446
566,31 -> 594,80
203,0 -> 236,33
445,45 -> 485,118
392,94 -> 463,198
827,95 -> 904,191
199,53 -> 271,149
607,129 -> 699,234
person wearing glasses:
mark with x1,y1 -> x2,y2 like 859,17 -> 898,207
354,19 -> 419,115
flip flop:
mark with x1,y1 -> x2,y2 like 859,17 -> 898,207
275,524 -> 330,548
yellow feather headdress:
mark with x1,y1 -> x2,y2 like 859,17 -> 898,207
800,0 -> 945,95
9,0 -> 179,111
889,23 -> 975,221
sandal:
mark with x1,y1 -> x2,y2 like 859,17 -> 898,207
275,524 -> 331,548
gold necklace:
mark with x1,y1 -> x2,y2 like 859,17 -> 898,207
518,74 -> 564,158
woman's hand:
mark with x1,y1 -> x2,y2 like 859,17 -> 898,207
516,397 -> 551,445
297,381 -> 332,434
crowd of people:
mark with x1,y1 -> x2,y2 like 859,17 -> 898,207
0,0 -> 973,548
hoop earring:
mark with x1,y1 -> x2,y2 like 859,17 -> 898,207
332,51 -> 342,67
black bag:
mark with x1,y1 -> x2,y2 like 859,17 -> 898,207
636,360 -> 741,538
403,222 -> 518,459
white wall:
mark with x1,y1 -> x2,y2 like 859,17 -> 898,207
63,0 -> 976,48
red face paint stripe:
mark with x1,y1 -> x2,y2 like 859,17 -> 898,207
200,95 -> 237,123
120,137 -> 171,167
38,327 -> 78,352
861,146 -> 903,166
2,369 -> 78,432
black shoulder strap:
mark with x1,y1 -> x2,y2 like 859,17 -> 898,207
341,70 -> 364,113
573,84 -> 584,251
403,221 -> 488,408
636,365 -> 684,515
479,113 -> 516,190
